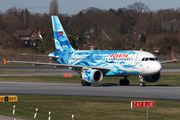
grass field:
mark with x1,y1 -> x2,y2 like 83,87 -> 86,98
0,70 -> 37,74
1,95 -> 180,120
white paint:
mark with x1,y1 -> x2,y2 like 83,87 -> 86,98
34,108 -> 38,118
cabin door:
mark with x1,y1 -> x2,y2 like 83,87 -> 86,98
131,54 -> 138,67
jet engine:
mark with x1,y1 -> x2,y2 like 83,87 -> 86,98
81,69 -> 103,83
143,72 -> 160,82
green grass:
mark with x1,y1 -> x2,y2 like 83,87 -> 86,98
0,70 -> 37,74
1,95 -> 180,120
1,73 -> 180,85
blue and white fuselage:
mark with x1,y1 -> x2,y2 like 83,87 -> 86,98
49,50 -> 161,76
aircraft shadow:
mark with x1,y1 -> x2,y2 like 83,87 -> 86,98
91,83 -> 172,87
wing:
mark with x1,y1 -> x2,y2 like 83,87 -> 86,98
22,53 -> 59,59
5,60 -> 110,72
160,57 -> 177,64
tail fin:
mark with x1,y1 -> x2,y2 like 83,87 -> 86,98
51,16 -> 75,52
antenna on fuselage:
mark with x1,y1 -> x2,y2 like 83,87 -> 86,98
140,48 -> 142,51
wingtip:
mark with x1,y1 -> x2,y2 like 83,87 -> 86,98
173,57 -> 177,60
3,58 -> 7,65
173,57 -> 177,63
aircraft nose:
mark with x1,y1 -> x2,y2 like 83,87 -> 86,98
153,62 -> 162,73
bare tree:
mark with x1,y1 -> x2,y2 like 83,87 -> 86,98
49,0 -> 59,15
127,2 -> 150,13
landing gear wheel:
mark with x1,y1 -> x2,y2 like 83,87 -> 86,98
120,79 -> 130,86
81,80 -> 91,86
120,79 -> 125,86
125,79 -> 130,86
140,82 -> 146,87
81,80 -> 87,86
87,82 -> 92,86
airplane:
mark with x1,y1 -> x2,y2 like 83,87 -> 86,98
3,15 -> 177,87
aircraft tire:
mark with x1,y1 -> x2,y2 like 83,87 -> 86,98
125,79 -> 129,86
140,82 -> 146,87
87,82 -> 92,86
81,80 -> 87,86
120,79 -> 125,86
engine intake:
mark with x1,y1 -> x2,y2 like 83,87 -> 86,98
81,69 -> 103,83
143,72 -> 160,82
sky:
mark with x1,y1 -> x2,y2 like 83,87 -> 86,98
0,0 -> 180,15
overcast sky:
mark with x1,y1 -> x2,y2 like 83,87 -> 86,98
0,0 -> 180,15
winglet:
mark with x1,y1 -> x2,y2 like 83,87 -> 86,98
173,57 -> 177,63
3,58 -> 7,65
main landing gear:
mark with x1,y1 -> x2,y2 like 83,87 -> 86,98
139,75 -> 146,87
81,80 -> 92,86
119,76 -> 130,86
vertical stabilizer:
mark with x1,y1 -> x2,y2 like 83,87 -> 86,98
51,16 -> 75,53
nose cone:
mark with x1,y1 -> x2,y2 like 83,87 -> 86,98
153,62 -> 162,73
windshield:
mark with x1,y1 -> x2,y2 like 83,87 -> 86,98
142,57 -> 158,61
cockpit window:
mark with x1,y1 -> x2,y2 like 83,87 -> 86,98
145,58 -> 149,61
142,57 -> 158,61
149,58 -> 155,61
155,57 -> 158,61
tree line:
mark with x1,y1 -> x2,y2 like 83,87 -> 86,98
0,2 -> 180,55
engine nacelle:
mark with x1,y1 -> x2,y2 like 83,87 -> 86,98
81,69 -> 103,83
143,72 -> 161,82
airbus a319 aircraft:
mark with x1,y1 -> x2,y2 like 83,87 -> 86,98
4,16 -> 177,87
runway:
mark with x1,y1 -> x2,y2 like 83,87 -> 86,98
0,66 -> 180,76
0,81 -> 180,100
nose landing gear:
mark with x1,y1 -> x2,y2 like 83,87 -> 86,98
139,75 -> 146,87
119,76 -> 129,86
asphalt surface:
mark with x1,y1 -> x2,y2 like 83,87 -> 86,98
0,115 -> 26,120
0,81 -> 180,100
0,66 -> 180,100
